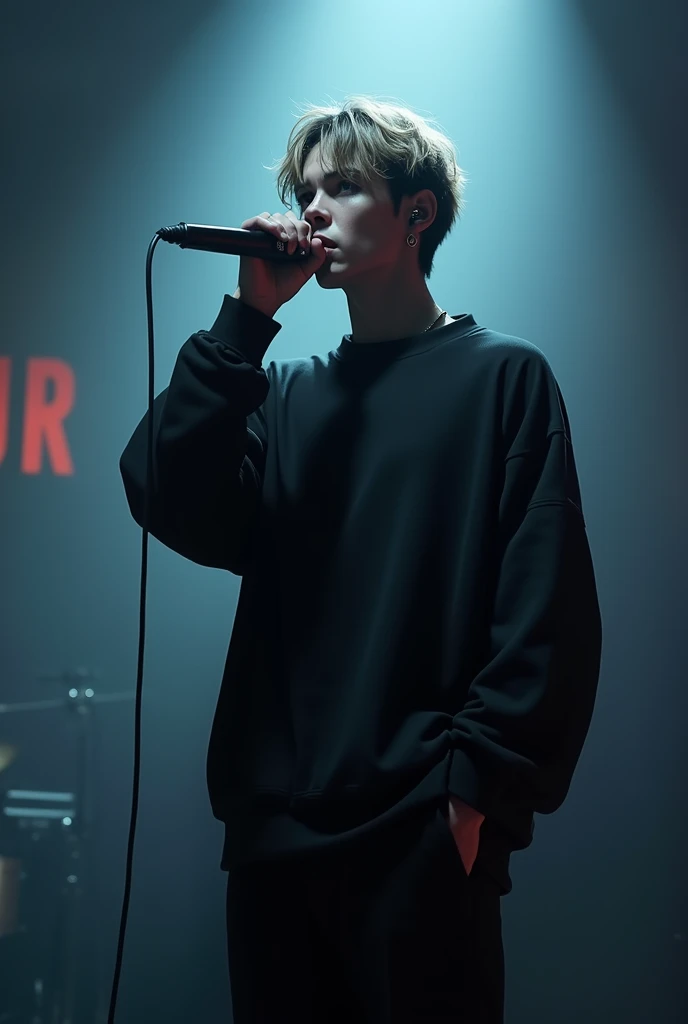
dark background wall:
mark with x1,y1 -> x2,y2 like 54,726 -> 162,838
1,1 -> 686,1021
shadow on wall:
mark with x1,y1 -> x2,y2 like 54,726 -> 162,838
0,0 -> 226,247
574,0 -> 688,236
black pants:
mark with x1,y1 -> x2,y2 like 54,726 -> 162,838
225,802 -> 505,1023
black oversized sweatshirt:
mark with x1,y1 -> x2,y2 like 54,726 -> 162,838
120,295 -> 602,895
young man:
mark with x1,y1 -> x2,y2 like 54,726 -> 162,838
120,96 -> 602,1023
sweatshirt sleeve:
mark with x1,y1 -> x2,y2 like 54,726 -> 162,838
448,353 -> 603,845
119,295 -> 282,573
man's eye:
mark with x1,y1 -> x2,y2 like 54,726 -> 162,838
298,180 -> 357,208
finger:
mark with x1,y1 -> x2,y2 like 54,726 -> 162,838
285,210 -> 311,252
249,213 -> 290,246
269,212 -> 300,253
303,236 -> 327,267
242,213 -> 284,236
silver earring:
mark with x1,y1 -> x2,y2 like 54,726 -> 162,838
407,208 -> 420,245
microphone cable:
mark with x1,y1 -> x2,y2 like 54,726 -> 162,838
105,220 -> 297,1021
106,232 -> 160,1024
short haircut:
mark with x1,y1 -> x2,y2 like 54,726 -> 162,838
265,94 -> 469,279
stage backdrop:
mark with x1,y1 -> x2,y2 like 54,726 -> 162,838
1,1 -> 686,1023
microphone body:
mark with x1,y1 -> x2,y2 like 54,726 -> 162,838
156,222 -> 309,261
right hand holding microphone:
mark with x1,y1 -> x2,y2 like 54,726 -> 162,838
234,210 -> 330,318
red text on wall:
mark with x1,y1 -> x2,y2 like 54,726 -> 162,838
0,357 -> 75,475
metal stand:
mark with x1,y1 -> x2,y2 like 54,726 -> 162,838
0,672 -> 134,1024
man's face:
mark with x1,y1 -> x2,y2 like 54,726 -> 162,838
296,143 -> 408,288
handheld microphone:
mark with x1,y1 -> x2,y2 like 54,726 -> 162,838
156,222 -> 310,261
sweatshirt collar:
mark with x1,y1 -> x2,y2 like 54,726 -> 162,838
333,313 -> 478,363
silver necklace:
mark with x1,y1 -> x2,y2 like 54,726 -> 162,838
425,309 -> 447,332
352,309 -> 448,343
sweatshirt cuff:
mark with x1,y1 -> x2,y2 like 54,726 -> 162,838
449,746 -> 538,849
448,746 -> 513,825
448,747 -> 490,815
207,294 -> 283,368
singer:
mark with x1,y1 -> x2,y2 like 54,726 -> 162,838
120,95 -> 602,1024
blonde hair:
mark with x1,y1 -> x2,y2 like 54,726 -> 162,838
265,94 -> 469,279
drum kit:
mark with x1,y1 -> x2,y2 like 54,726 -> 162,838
0,671 -> 134,1024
